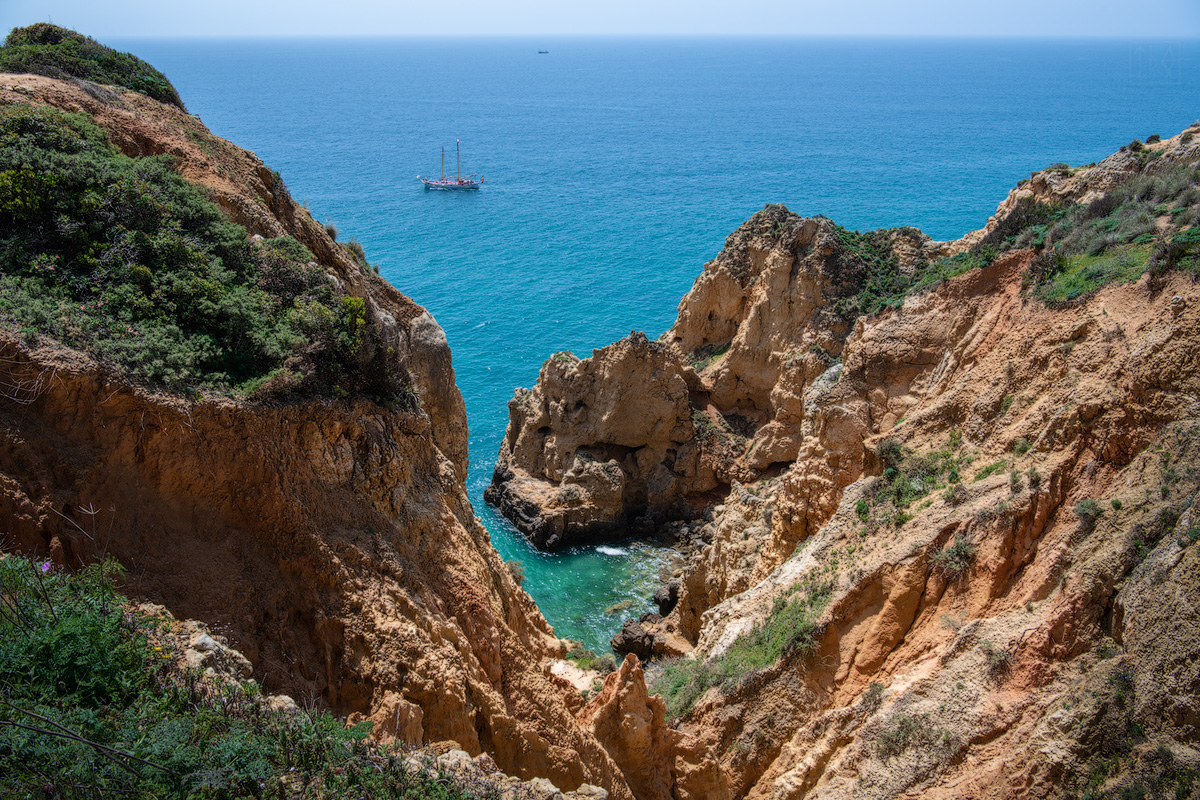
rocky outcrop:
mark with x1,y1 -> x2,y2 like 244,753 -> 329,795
488,211 -> 947,550
579,654 -> 729,800
0,73 -> 635,799
490,124 -> 1200,800
486,334 -> 703,548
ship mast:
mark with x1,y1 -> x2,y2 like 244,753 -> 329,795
441,146 -> 445,181
456,139 -> 461,182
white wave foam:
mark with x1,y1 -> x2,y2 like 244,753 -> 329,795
596,545 -> 628,556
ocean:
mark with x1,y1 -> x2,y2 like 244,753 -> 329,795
116,36 -> 1200,653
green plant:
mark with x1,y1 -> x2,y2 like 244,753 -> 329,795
0,556 -> 499,799
0,102 -> 409,403
931,534 -> 975,580
974,460 -> 1007,482
942,483 -> 968,505
1028,466 -> 1042,488
1111,498 -> 1122,511
1110,662 -> 1136,704
0,24 -> 185,109
1075,498 -> 1103,527
1012,437 -> 1031,456
979,640 -> 1012,680
874,712 -> 946,760
861,682 -> 884,712
855,498 -> 870,522
564,642 -> 616,675
690,341 -> 730,370
653,582 -> 830,719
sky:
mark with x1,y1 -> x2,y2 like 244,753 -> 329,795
2,0 -> 1199,38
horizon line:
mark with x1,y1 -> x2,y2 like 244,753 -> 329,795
95,32 -> 1200,41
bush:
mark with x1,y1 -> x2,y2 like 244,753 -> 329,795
0,556 -> 497,799
974,460 -> 1007,482
0,102 -> 410,402
0,24 -> 184,109
942,483 -> 968,505
1075,498 -> 1103,526
653,581 -> 830,719
931,533 -> 975,579
564,642 -> 616,675
874,712 -> 945,760
980,640 -> 1013,681
861,682 -> 884,712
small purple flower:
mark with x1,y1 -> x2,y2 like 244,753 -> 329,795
40,562 -> 50,573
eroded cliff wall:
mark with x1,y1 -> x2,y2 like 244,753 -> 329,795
490,125 -> 1200,799
0,72 -> 635,799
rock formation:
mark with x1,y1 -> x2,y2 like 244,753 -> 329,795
7,37 -> 1200,800
491,123 -> 1200,798
579,654 -> 729,800
0,70 -> 634,799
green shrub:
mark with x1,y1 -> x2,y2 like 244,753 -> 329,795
973,461 -> 1007,482
564,641 -> 616,675
1012,437 -> 1031,456
0,102 -> 409,403
0,24 -> 184,109
653,582 -> 830,719
1075,498 -> 1103,526
942,483 -> 968,505
931,533 -> 975,579
861,682 -> 884,712
874,712 -> 945,760
979,640 -> 1012,680
0,556 -> 496,799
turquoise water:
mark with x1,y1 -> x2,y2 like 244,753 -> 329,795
117,37 -> 1200,653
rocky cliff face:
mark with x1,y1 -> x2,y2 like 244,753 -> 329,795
487,212 -> 945,550
490,125 -> 1200,798
0,72 -> 636,799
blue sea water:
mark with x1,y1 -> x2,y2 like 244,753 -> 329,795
117,36 -> 1200,653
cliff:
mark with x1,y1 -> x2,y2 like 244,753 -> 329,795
491,125 -> 1200,798
0,54 -> 635,799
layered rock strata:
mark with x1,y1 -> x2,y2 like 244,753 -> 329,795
0,73 -> 635,799
491,125 -> 1200,798
488,211 -> 946,549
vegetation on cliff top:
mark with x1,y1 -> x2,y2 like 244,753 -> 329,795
0,24 -> 185,110
0,101 -> 412,403
0,556 -> 496,799
812,146 -> 1200,317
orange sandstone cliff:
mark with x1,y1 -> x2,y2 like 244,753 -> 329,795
492,126 -> 1200,798
0,72 -> 634,799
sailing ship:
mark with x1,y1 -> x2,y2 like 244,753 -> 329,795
419,140 -> 481,191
